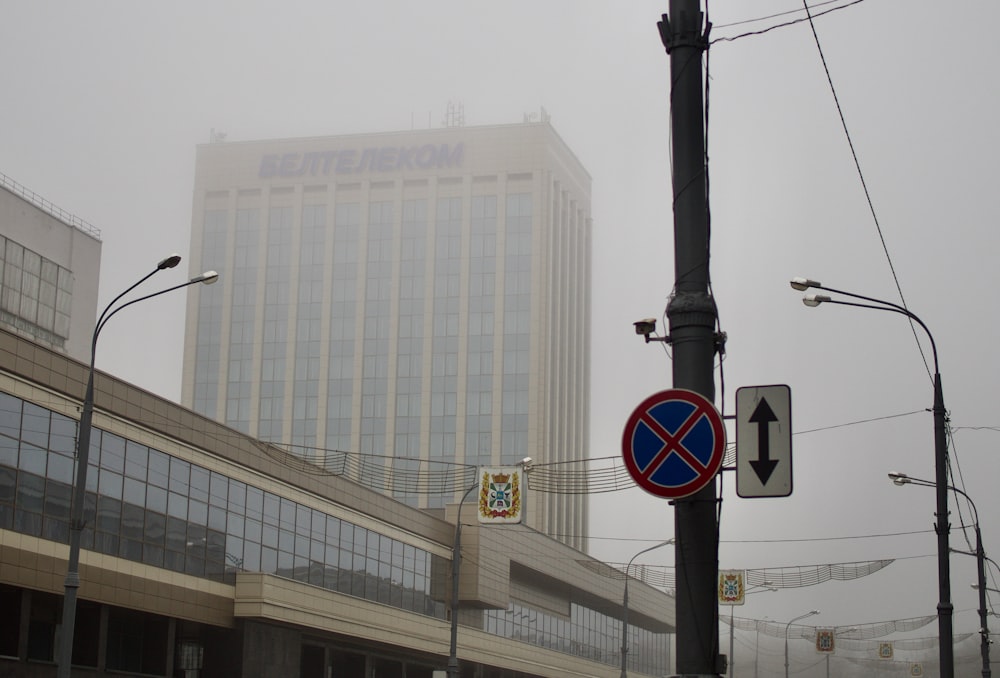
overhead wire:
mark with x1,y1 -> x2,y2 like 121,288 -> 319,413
709,0 -> 868,45
794,3 -> 992,623
711,0 -> 854,30
706,0 -> 988,613
799,0 -> 926,377
226,406 -> 938,498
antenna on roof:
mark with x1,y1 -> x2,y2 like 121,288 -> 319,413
442,101 -> 465,128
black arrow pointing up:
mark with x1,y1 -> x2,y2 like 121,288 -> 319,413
748,399 -> 779,485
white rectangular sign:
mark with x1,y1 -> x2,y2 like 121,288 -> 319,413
736,385 -> 792,498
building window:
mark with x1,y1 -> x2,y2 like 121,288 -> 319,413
106,607 -> 169,674
0,236 -> 73,347
0,391 -> 448,622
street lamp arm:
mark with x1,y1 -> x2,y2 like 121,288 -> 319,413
93,255 -> 182,345
625,539 -> 676,579
807,297 -> 939,374
807,282 -> 911,315
792,278 -> 913,318
890,473 -> 979,527
792,278 -> 940,375
95,271 -> 219,341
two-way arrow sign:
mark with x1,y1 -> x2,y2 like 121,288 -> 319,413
736,385 -> 792,498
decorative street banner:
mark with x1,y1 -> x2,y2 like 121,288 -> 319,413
878,642 -> 894,660
815,629 -> 835,654
718,570 -> 745,605
478,467 -> 523,524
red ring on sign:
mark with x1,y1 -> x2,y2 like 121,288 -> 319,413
621,388 -> 726,499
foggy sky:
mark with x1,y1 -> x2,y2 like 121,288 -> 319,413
4,1 -> 1000,671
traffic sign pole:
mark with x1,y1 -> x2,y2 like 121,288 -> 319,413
658,2 -> 721,674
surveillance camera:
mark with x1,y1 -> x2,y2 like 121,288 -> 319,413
633,318 -> 657,336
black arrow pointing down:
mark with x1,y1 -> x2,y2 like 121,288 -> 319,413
748,398 -> 779,485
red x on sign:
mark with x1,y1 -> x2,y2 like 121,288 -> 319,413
621,389 -> 726,499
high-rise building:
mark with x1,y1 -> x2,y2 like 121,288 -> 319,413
182,121 -> 591,548
0,173 -> 101,362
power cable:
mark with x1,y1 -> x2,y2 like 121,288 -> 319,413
799,0 -> 928,380
709,0 -> 868,44
712,0 -> 859,30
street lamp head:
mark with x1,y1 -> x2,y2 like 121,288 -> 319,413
802,293 -> 830,308
888,472 -> 911,486
193,271 -> 219,285
790,277 -> 821,291
157,254 -> 183,270
519,457 -> 533,471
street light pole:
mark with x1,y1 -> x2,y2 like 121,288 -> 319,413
783,610 -> 819,678
728,583 -> 776,678
754,623 -> 760,678
447,479 -> 479,678
58,257 -> 218,678
890,472 -> 991,678
620,538 -> 674,678
792,277 -> 954,678
825,627 -> 857,678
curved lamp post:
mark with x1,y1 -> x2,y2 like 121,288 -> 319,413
784,610 -> 819,678
729,583 -> 776,678
446,479 -> 479,678
728,580 -> 778,678
890,472 -> 991,678
791,276 -> 953,678
621,538 -> 674,678
58,257 -> 218,678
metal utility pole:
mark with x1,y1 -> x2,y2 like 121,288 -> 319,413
657,2 -> 722,676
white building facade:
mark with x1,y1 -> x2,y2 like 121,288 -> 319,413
181,122 -> 591,548
0,173 -> 101,362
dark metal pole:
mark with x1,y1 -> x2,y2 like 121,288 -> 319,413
57,258 -> 215,678
974,525 -> 991,678
621,567 -> 631,678
932,373 -> 955,678
658,2 -> 721,676
447,482 -> 478,678
57,354 -> 96,678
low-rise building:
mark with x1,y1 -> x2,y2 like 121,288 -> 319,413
0,173 -> 101,362
0,328 -> 674,677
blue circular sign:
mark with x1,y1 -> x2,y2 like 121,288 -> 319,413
622,389 -> 726,499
